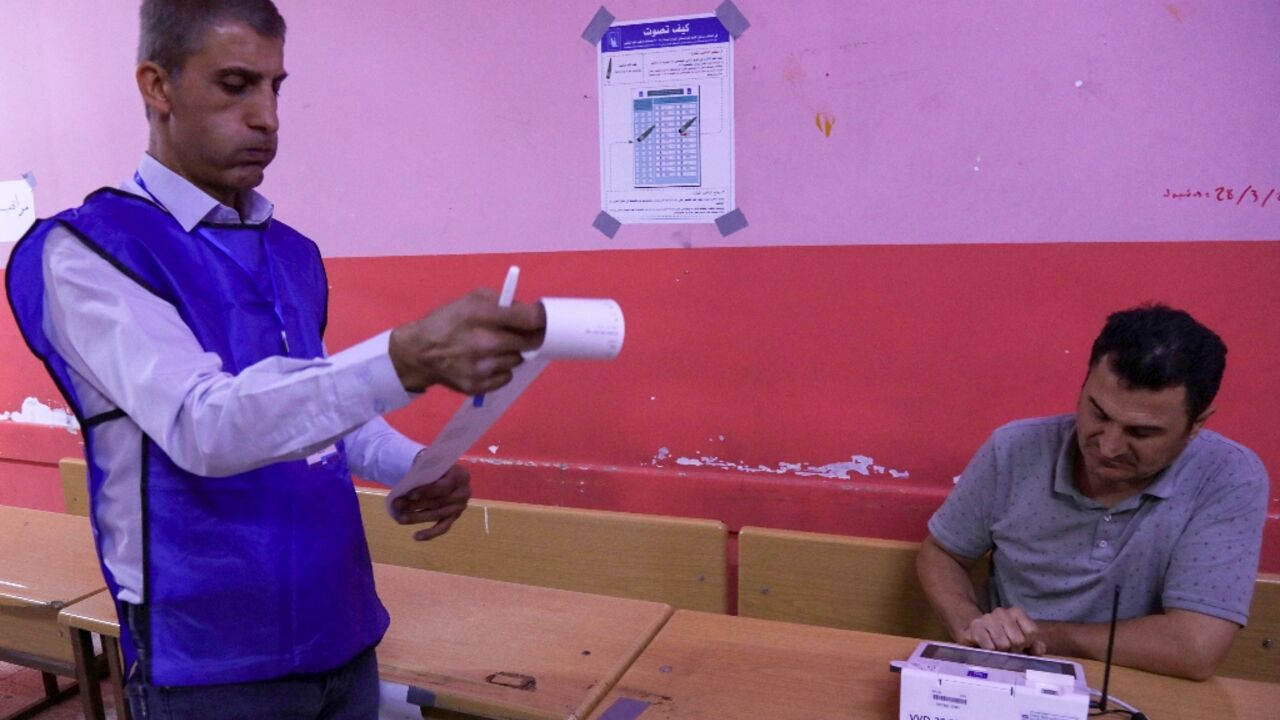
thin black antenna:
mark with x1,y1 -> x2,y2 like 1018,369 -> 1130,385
1098,585 -> 1121,713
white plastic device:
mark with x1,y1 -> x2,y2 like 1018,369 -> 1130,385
890,641 -> 1090,720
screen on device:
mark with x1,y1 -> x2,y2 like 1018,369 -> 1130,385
921,644 -> 1076,675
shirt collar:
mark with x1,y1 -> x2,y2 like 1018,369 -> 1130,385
1052,432 -> 1091,505
126,153 -> 274,231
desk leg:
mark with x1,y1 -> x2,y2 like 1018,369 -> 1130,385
70,628 -> 106,720
104,636 -> 131,720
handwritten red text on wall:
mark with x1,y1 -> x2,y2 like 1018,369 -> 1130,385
1163,185 -> 1276,207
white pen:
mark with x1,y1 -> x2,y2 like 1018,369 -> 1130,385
474,265 -> 520,407
497,265 -> 520,307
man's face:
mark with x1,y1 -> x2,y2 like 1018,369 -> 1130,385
1074,355 -> 1206,491
156,23 -> 286,204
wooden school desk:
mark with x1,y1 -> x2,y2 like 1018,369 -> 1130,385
374,563 -> 673,720
58,588 -> 130,720
0,505 -> 107,720
588,610 -> 1280,720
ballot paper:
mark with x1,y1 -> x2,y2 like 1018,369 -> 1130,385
377,680 -> 423,719
388,297 -> 625,508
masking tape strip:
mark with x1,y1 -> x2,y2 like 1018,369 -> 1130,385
715,0 -> 751,39
593,210 -> 622,238
599,697 -> 652,720
582,6 -> 616,45
715,207 -> 749,236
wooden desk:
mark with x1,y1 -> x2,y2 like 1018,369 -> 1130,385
0,505 -> 108,720
374,563 -> 673,720
58,589 -> 130,720
588,610 -> 1280,720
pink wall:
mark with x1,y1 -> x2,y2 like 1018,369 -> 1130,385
3,2 -> 1278,256
1,3 -> 1277,570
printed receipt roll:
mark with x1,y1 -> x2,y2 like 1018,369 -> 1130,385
387,297 -> 625,508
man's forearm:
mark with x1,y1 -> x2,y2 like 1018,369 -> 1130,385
1037,610 -> 1237,681
917,537 -> 984,640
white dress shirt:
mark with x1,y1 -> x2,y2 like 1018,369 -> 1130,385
41,154 -> 424,603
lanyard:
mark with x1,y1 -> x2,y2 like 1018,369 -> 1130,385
133,172 -> 292,355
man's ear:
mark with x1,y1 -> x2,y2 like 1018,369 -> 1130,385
136,61 -> 173,118
1188,406 -> 1215,439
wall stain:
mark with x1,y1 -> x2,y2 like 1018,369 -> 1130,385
815,112 -> 835,138
1162,3 -> 1190,22
782,55 -> 805,85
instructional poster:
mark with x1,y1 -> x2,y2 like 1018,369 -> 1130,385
598,14 -> 735,223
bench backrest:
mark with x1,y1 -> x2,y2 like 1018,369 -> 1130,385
60,459 -> 727,611
59,458 -> 89,517
60,458 -> 1274,681
1219,573 -> 1279,684
740,525 -> 1279,684
357,487 -> 728,613
738,526 -> 980,640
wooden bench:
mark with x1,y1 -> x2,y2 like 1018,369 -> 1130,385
59,459 -> 1280,683
358,487 -> 728,613
59,457 -> 89,517
738,526 -> 963,640
65,464 -> 732,612
1219,573 -> 1280,684
63,462 -> 729,613
738,525 -> 1279,684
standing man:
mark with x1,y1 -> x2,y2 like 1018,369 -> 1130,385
6,1 -> 544,717
917,304 -> 1268,680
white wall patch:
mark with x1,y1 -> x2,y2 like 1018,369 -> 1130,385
0,397 -> 79,433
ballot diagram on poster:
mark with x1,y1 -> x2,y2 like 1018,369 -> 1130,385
388,297 -> 625,507
0,179 -> 36,244
598,14 -> 735,223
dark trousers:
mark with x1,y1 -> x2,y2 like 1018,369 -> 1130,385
122,603 -> 380,720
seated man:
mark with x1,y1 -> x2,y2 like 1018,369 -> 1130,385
917,304 -> 1268,680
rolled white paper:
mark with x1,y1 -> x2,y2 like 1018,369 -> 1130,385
387,297 -> 624,508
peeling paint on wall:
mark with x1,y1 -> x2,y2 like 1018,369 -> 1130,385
472,457 -> 542,468
469,456 -> 584,474
653,448 -> 910,480
0,397 -> 79,433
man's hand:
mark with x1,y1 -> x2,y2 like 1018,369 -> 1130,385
389,289 -> 546,394
917,535 -> 1034,651
958,606 -> 1047,655
390,461 -> 471,541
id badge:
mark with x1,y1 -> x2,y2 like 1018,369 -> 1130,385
306,444 -> 340,467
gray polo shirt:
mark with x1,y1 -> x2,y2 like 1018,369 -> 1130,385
928,415 -> 1268,626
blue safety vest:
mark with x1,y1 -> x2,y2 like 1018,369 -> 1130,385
5,188 -> 388,686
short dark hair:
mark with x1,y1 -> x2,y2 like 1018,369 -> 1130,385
1088,304 -> 1227,424
138,0 -> 286,76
